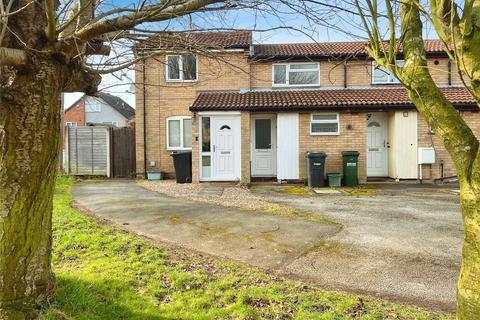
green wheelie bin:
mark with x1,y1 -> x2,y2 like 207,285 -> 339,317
342,151 -> 360,186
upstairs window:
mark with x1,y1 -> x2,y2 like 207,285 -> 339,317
85,100 -> 101,112
273,63 -> 320,86
372,60 -> 404,84
167,116 -> 192,150
310,113 -> 340,135
166,55 -> 197,82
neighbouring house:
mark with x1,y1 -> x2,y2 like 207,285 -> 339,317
64,92 -> 135,128
134,31 -> 477,183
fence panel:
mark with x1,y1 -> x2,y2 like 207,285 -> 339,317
67,127 -> 110,176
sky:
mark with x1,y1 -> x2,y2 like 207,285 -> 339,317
64,0 -> 439,110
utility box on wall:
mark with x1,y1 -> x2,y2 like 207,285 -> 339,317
418,147 -> 435,164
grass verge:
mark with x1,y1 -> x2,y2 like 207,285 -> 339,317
40,176 -> 452,319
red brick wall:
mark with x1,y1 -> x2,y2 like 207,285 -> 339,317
64,99 -> 85,126
418,110 -> 480,180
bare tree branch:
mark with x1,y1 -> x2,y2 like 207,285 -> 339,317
74,0 -> 229,41
45,0 -> 57,41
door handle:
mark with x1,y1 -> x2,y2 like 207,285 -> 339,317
213,145 -> 216,152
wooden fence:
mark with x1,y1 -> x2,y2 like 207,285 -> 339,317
111,127 -> 136,178
66,126 -> 135,177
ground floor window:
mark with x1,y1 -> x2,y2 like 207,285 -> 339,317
200,116 -> 211,178
167,116 -> 192,150
310,113 -> 340,135
66,122 -> 77,127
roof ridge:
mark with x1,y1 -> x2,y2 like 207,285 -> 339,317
254,39 -> 441,46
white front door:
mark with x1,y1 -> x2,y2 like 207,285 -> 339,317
251,115 -> 276,177
367,113 -> 388,177
212,117 -> 241,180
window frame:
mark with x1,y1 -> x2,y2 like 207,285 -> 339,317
371,60 -> 403,84
199,116 -> 212,180
310,113 -> 340,136
65,121 -> 77,127
272,62 -> 320,87
85,99 -> 102,113
165,54 -> 198,82
166,116 -> 193,150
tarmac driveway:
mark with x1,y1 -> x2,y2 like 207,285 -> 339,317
72,181 -> 462,312
253,184 -> 462,312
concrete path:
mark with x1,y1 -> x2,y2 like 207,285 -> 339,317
72,180 -> 461,312
72,181 -> 339,271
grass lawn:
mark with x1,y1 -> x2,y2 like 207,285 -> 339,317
40,177 -> 453,320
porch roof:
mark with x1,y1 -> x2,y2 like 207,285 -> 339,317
190,87 -> 477,112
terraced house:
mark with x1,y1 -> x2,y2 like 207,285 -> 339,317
134,31 -> 476,184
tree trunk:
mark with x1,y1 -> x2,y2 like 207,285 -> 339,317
0,58 -> 63,318
457,185 -> 480,319
402,67 -> 480,320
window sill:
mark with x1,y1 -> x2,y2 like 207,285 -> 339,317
167,147 -> 193,151
165,79 -> 198,83
371,82 -> 402,86
272,84 -> 320,88
310,132 -> 340,136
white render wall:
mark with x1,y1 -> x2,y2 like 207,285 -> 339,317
85,96 -> 128,127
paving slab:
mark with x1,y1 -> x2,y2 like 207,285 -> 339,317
314,189 -> 342,194
198,186 -> 225,196
72,180 -> 339,270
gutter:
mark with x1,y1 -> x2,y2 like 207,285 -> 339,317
190,103 -> 478,113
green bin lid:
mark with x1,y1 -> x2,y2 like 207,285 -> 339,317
342,151 -> 360,156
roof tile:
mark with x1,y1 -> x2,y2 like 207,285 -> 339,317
252,40 -> 445,58
136,31 -> 252,51
190,87 -> 476,111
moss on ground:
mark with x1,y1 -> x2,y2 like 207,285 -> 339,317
341,184 -> 379,196
276,184 -> 379,197
40,177 -> 453,319
281,186 -> 312,196
261,203 -> 338,225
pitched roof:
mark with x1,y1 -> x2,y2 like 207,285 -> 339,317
251,39 -> 445,59
135,31 -> 252,52
96,92 -> 135,119
190,87 -> 476,112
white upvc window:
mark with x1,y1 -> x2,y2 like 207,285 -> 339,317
85,100 -> 101,112
310,113 -> 340,135
372,60 -> 404,84
272,63 -> 320,87
167,116 -> 192,150
66,122 -> 77,127
166,54 -> 198,82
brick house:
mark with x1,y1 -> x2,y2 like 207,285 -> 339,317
64,92 -> 135,128
135,31 -> 477,183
